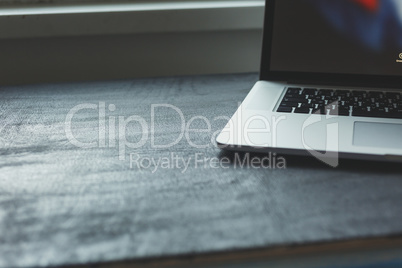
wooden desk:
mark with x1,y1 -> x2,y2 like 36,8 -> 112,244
0,73 -> 401,267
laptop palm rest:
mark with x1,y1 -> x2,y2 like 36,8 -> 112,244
353,122 -> 402,149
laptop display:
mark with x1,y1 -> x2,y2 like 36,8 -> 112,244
269,0 -> 402,76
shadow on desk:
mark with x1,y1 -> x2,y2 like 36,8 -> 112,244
218,150 -> 402,174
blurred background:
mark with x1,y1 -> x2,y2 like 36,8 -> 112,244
0,0 -> 265,85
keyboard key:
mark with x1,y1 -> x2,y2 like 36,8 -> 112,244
334,90 -> 350,97
282,97 -> 303,102
351,90 -> 367,97
294,107 -> 310,114
277,106 -> 292,113
385,92 -> 401,100
285,93 -> 302,98
286,87 -> 302,95
352,108 -> 370,117
370,112 -> 393,118
368,91 -> 384,98
329,107 -> 350,116
279,102 -> 298,108
311,105 -> 326,114
302,88 -> 317,95
339,110 -> 350,116
318,89 -> 333,96
301,103 -> 315,109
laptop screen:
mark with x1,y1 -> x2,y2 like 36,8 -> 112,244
269,0 -> 402,77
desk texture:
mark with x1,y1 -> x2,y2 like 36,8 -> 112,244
0,73 -> 401,267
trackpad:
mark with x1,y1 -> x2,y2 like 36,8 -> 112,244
353,122 -> 402,149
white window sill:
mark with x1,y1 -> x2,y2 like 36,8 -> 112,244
0,1 -> 264,39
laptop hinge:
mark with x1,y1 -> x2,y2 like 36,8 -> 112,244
285,79 -> 394,89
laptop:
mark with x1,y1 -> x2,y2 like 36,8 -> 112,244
216,0 -> 402,166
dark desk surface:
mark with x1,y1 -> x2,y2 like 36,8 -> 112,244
1,73 -> 402,268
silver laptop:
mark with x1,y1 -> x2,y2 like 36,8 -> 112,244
217,0 -> 402,166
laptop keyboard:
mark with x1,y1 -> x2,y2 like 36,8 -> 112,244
277,87 -> 402,119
